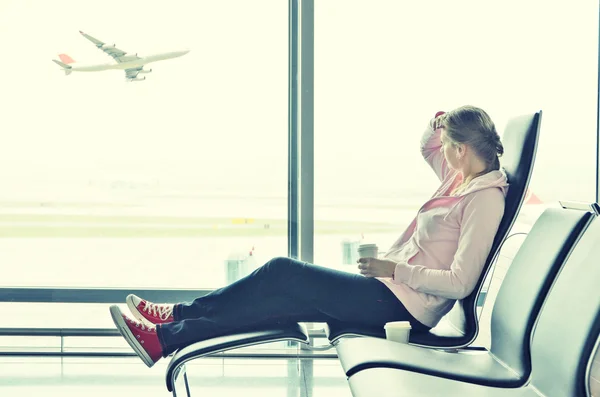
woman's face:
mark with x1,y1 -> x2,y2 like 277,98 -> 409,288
440,129 -> 461,170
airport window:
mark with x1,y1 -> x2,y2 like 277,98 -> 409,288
0,0 -> 598,358
313,0 -> 598,267
0,0 -> 288,332
1,1 -> 599,394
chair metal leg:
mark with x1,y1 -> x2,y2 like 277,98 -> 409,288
172,364 -> 191,397
183,372 -> 191,397
302,334 -> 335,351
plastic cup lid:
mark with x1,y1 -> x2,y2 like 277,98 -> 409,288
384,321 -> 412,329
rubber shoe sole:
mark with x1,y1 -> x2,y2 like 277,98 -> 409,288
109,305 -> 155,368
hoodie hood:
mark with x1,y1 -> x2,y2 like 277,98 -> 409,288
387,167 -> 509,251
437,169 -> 508,222
459,169 -> 509,197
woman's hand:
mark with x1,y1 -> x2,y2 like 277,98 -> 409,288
357,257 -> 397,278
432,111 -> 446,130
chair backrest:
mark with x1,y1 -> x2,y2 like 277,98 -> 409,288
445,111 -> 542,343
526,206 -> 600,397
489,204 -> 596,379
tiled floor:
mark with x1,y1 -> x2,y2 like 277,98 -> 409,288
0,354 -> 352,396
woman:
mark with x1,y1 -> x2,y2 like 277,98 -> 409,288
109,105 -> 508,368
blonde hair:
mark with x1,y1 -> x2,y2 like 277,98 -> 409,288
438,105 -> 504,195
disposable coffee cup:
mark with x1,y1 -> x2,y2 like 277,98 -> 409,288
384,321 -> 412,344
358,243 -> 378,259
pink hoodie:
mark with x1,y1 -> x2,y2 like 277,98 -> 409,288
376,120 -> 508,328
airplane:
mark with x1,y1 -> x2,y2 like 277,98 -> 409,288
52,31 -> 190,82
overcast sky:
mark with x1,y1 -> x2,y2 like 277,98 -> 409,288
0,0 -> 597,202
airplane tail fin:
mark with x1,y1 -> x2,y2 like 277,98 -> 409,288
52,59 -> 73,75
58,53 -> 75,64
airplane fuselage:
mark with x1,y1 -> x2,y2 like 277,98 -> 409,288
70,50 -> 189,72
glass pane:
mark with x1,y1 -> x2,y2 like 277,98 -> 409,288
314,0 -> 597,268
0,1 -> 287,294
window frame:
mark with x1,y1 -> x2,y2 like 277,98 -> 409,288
0,0 -> 598,350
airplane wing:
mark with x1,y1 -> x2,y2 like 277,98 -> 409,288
79,31 -> 140,63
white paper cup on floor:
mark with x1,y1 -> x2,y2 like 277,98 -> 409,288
358,244 -> 378,259
384,321 -> 412,344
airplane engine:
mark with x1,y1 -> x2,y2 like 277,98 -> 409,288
139,68 -> 152,74
103,43 -> 116,49
128,76 -> 146,82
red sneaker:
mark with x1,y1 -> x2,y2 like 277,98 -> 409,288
126,294 -> 175,325
110,305 -> 163,368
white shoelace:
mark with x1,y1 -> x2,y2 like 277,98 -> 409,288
142,301 -> 173,321
126,316 -> 155,332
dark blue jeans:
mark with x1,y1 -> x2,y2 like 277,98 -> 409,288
156,256 -> 429,355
